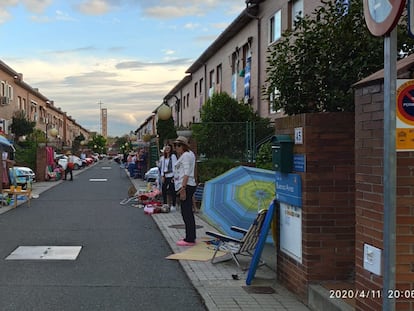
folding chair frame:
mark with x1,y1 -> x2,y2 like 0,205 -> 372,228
206,209 -> 268,270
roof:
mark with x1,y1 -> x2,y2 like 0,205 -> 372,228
185,3 -> 261,74
164,75 -> 192,100
354,53 -> 414,87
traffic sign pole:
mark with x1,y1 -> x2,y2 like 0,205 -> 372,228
383,28 -> 397,311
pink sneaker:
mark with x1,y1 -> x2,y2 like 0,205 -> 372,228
176,240 -> 196,246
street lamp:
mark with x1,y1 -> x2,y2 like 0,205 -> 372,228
46,124 -> 58,146
157,95 -> 180,125
158,101 -> 172,120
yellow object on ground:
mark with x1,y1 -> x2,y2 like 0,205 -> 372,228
166,238 -> 228,261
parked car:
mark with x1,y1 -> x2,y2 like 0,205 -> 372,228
144,167 -> 159,182
82,157 -> 94,166
91,154 -> 99,162
9,167 -> 36,189
55,154 -> 83,170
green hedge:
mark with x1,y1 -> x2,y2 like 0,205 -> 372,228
197,158 -> 253,183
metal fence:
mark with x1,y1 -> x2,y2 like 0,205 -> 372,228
192,121 -> 271,163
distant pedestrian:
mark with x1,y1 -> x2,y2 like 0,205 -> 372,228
135,148 -> 147,179
160,144 -> 177,211
64,151 -> 74,181
173,136 -> 197,246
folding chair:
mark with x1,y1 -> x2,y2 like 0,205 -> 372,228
192,183 -> 204,212
206,209 -> 268,269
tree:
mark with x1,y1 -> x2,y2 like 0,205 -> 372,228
88,134 -> 107,154
193,92 -> 273,160
72,134 -> 85,153
156,117 -> 177,146
10,111 -> 36,141
265,0 -> 414,115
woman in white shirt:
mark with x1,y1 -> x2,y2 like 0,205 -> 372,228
173,136 -> 197,246
160,144 -> 177,210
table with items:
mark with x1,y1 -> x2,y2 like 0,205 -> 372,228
2,186 -> 31,208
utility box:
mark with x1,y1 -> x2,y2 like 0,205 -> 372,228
271,135 -> 293,173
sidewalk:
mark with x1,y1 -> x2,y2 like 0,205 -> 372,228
129,177 -> 310,311
0,169 -> 83,215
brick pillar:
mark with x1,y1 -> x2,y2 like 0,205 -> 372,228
36,146 -> 47,182
275,112 -> 355,302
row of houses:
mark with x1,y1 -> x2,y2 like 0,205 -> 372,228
134,0 -> 321,138
0,60 -> 90,147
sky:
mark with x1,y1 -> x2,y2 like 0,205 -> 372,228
0,0 -> 245,137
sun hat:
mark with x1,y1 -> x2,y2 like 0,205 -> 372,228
174,136 -> 189,147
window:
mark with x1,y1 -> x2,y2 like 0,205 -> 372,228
269,88 -> 281,114
209,70 -> 215,97
291,0 -> 303,29
216,64 -> 222,85
231,51 -> 238,75
194,82 -> 198,98
216,64 -> 222,93
269,10 -> 282,44
209,70 -> 214,88
7,85 -> 13,100
18,96 -> 22,110
199,78 -> 203,94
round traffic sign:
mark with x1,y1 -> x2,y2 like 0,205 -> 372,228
397,80 -> 414,126
363,0 -> 406,36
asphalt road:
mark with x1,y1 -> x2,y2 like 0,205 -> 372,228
0,160 -> 206,311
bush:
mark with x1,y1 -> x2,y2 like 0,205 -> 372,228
197,158 -> 239,183
14,140 -> 37,169
256,142 -> 273,170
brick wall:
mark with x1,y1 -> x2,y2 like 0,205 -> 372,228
36,146 -> 47,182
275,112 -> 355,302
354,81 -> 414,311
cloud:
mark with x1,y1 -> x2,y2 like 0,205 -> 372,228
0,8 -> 12,24
55,10 -> 77,21
144,5 -> 203,19
76,0 -> 112,15
115,58 -> 192,70
5,53 -> 188,135
163,49 -> 175,56
211,22 -> 230,30
23,0 -> 53,13
184,22 -> 200,30
141,0 -> 242,19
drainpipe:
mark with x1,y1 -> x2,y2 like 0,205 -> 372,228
257,18 -> 261,116
204,63 -> 208,105
245,4 -> 261,115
